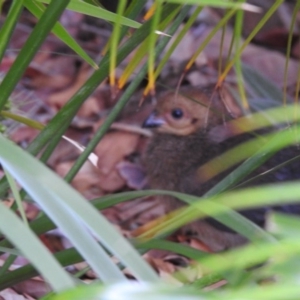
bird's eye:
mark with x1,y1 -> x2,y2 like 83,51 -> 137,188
171,108 -> 183,119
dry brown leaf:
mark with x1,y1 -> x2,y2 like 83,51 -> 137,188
196,28 -> 299,88
0,288 -> 34,300
10,127 -> 40,145
77,96 -> 101,118
47,138 -> 80,168
117,161 -> 147,190
242,46 -> 299,87
24,59 -> 75,91
101,206 -> 123,223
146,256 -> 176,274
98,168 -> 125,192
47,66 -> 90,110
166,25 -> 207,65
189,238 -> 213,253
117,199 -> 158,223
0,57 -> 15,73
13,277 -> 50,299
95,131 -> 139,174
292,40 -> 300,59
39,234 -> 65,253
55,160 -> 104,199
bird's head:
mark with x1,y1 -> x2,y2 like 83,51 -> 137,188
143,85 -> 243,136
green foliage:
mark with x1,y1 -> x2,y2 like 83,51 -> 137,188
0,0 -> 299,299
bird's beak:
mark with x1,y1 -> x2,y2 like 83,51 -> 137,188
143,112 -> 166,128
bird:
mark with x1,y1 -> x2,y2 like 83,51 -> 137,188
142,84 -> 300,252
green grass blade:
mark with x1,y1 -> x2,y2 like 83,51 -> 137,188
220,0 -> 283,81
0,0 -> 72,111
3,167 -> 28,226
24,0 -> 98,69
109,0 -> 127,88
0,141 -> 128,282
0,254 -> 17,277
0,0 -> 24,62
35,189 -> 127,282
137,240 -> 208,260
0,201 -> 75,292
37,0 -> 141,28
269,212 -> 300,239
0,134 -> 158,282
0,247 -> 82,291
0,191 -> 168,251
164,0 -> 257,10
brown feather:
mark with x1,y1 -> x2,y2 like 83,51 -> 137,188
143,84 -> 300,252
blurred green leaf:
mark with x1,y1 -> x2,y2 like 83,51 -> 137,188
0,134 -> 158,282
165,0 -> 259,10
0,0 -> 23,62
0,201 -> 75,292
267,212 -> 300,239
36,0 -> 141,28
46,282 -> 200,300
0,0 -> 72,110
24,0 -> 98,69
3,168 -> 28,226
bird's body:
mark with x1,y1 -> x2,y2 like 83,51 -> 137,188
143,85 -> 300,251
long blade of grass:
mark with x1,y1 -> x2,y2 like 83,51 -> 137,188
0,239 -> 207,289
0,191 -> 166,252
0,0 -> 71,111
164,0 -> 259,11
282,1 -> 300,105
118,4 -> 181,89
232,1 -> 248,110
109,0 -> 127,89
169,181 -> 300,245
37,0 -> 141,28
32,187 -> 127,282
0,134 -> 158,282
0,247 -> 82,291
185,8 -> 236,71
46,282 -> 200,300
146,1 -> 164,92
0,0 -> 24,63
0,254 -> 17,277
198,123 -> 299,189
0,201 -> 75,292
219,0 -> 284,82
269,212 -> 300,239
1,141 -> 126,282
3,167 -> 28,226
101,0 -> 147,57
24,0 -> 98,69
137,240 -> 208,260
199,238 -> 300,277
144,5 -> 201,95
137,192 -> 276,245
